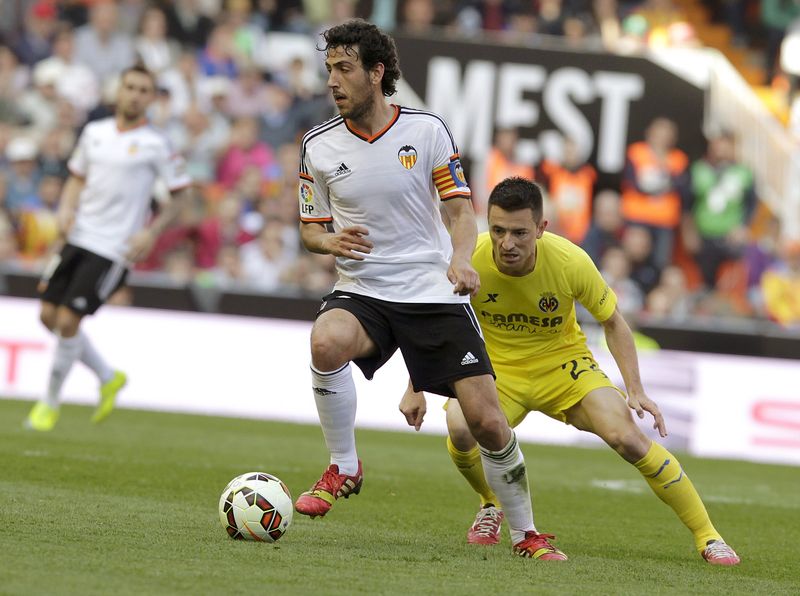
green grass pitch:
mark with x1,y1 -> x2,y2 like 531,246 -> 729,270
1,398 -> 798,595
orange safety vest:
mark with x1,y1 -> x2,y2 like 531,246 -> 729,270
540,160 -> 596,244
621,142 -> 687,228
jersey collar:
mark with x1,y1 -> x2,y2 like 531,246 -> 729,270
344,104 -> 400,144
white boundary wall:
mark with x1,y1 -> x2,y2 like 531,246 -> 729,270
1,296 -> 798,466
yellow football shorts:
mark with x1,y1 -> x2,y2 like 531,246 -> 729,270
494,352 -> 624,426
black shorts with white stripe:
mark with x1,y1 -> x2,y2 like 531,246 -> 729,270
316,291 -> 494,398
39,243 -> 128,315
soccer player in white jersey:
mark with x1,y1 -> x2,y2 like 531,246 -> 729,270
25,65 -> 192,431
293,19 -> 565,559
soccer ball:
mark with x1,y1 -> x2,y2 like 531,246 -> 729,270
218,472 -> 293,542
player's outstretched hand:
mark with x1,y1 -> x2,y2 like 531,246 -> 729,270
627,390 -> 667,437
399,385 -> 426,431
322,226 -> 373,260
126,229 -> 156,262
448,257 -> 480,296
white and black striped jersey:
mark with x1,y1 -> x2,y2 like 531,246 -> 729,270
298,105 -> 472,303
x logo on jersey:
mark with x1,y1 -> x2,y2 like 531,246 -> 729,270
482,294 -> 499,303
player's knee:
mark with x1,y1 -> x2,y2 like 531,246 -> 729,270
605,426 -> 648,460
310,331 -> 350,371
449,425 -> 475,451
39,309 -> 55,331
468,412 -> 510,451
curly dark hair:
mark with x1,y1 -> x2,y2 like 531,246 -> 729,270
320,19 -> 402,97
488,177 -> 544,222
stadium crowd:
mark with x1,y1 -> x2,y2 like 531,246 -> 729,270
0,0 -> 798,328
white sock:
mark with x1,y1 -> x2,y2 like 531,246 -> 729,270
45,334 -> 83,408
78,331 -> 113,383
310,362 -> 359,475
479,433 -> 536,544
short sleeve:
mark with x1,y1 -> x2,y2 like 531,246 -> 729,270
298,145 -> 331,223
430,120 -> 471,202
67,128 -> 90,178
155,138 -> 192,192
569,246 -> 617,322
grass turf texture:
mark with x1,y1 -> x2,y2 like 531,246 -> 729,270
1,399 -> 798,596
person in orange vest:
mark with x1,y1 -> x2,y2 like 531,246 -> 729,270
477,127 -> 535,218
621,117 -> 689,271
538,137 -> 597,245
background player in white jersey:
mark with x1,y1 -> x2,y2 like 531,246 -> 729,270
399,177 -> 740,566
25,65 -> 192,431
294,19 -> 565,559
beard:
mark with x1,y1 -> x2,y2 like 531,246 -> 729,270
340,89 -> 375,122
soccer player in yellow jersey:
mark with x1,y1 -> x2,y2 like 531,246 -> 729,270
400,177 -> 740,566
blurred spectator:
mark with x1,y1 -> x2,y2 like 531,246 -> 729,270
0,209 -> 17,261
217,117 -> 279,189
600,246 -> 644,315
478,127 -> 534,217
74,1 -> 136,85
163,0 -> 215,49
195,196 -> 255,269
280,251 -> 336,295
539,0 -> 568,36
683,131 -> 755,288
37,128 -> 70,179
762,0 -> 800,82
225,66 -> 272,118
16,173 -> 62,259
760,239 -> 800,327
621,117 -> 689,271
399,0 -> 437,33
226,0 -> 266,66
480,0 -> 509,31
159,50 -> 208,117
135,5 -> 179,75
646,265 -> 693,320
539,137 -> 597,244
197,23 -> 238,78
780,19 -> 800,95
167,103 -> 230,184
207,242 -> 247,288
17,60 -> 60,136
582,189 -> 625,265
3,136 -> 41,213
12,1 -> 57,67
622,224 -> 660,294
35,23 -> 100,114
240,219 -> 294,291
0,44 -> 30,100
259,84 -> 305,149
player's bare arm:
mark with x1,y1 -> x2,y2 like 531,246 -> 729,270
56,174 -> 86,239
126,186 -> 191,262
398,379 -> 426,431
600,307 -> 667,437
299,222 -> 373,260
442,197 -> 480,296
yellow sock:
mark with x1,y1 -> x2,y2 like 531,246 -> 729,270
634,441 -> 721,552
446,437 -> 498,508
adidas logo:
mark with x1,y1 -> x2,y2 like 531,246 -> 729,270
333,162 -> 351,177
461,352 -> 479,365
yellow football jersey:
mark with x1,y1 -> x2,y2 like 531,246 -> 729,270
471,231 -> 617,368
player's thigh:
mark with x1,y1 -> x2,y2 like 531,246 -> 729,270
62,251 -> 127,316
54,305 -> 84,336
452,374 -> 510,450
394,302 -> 493,398
564,386 -> 635,439
312,307 -> 377,364
39,301 -> 57,329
